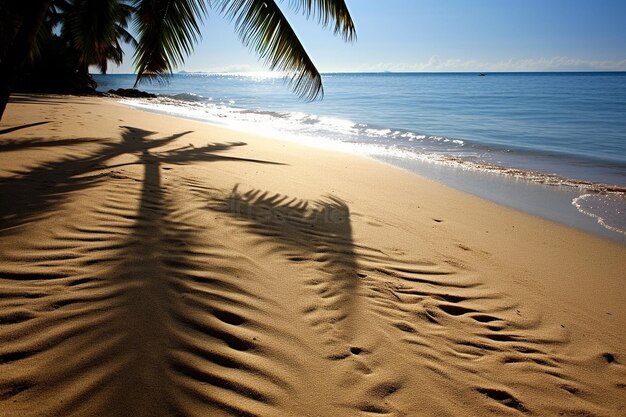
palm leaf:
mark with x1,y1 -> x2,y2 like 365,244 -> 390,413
64,0 -> 132,72
109,3 -> 138,69
132,0 -> 208,86
30,5 -> 57,62
114,2 -> 138,49
285,0 -> 356,41
115,6 -> 138,49
219,0 -> 326,100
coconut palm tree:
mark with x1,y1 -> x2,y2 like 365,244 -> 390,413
0,0 -> 135,98
0,0 -> 51,119
57,0 -> 137,76
0,0 -> 355,121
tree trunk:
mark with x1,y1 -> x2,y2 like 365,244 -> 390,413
0,0 -> 50,122
0,63 -> 11,121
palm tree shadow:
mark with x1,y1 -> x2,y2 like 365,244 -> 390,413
0,126 -> 282,233
216,185 -> 361,341
0,127 -> 184,232
52,136 -> 285,416
94,147 -> 179,415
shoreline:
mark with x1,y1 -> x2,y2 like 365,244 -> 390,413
1,94 -> 625,416
380,154 -> 626,244
118,96 -> 626,243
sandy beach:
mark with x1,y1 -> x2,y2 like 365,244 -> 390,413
1,94 -> 624,416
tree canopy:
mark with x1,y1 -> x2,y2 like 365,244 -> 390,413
0,0 -> 356,120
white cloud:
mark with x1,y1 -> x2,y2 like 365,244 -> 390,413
353,56 -> 626,72
105,56 -> 626,74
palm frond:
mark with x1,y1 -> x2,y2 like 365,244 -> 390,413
115,25 -> 138,48
30,13 -> 55,62
110,3 -> 138,68
65,0 -> 129,72
115,2 -> 138,47
218,0 -> 323,100
284,0 -> 356,41
48,0 -> 72,21
132,0 -> 208,86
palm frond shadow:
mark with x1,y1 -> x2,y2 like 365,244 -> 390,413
7,95 -> 91,106
0,126 -> 282,233
216,185 -> 361,341
0,121 -> 50,136
150,142 -> 287,167
0,137 -> 104,153
0,127 -> 185,232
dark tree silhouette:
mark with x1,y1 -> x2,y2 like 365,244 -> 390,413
0,0 -> 356,121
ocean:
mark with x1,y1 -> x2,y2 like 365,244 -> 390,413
93,72 -> 626,241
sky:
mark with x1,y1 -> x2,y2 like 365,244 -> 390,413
109,0 -> 626,73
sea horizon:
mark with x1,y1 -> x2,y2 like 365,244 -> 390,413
126,70 -> 626,75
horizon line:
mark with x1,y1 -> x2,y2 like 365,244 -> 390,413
97,70 -> 626,76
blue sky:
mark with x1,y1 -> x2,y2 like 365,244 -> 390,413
110,0 -> 626,73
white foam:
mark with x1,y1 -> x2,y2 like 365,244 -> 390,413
572,193 -> 626,235
119,96 -> 625,199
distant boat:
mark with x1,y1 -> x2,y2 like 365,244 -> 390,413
478,73 -> 486,76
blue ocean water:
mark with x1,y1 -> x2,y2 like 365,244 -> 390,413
94,72 -> 626,238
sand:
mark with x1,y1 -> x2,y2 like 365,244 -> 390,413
0,94 -> 624,417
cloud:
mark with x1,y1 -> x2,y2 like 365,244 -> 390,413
105,56 -> 626,75
354,56 -> 626,72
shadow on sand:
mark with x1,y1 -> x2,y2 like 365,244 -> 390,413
215,185 -> 362,340
0,121 -> 50,136
0,126 -> 288,416
0,126 -> 282,232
